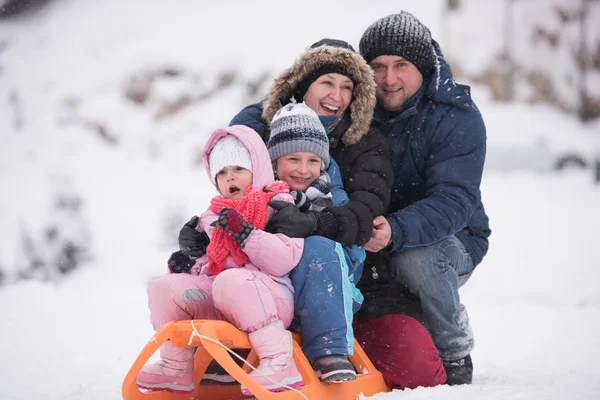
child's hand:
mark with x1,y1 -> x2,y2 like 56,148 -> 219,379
168,250 -> 196,274
290,190 -> 312,211
211,208 -> 255,246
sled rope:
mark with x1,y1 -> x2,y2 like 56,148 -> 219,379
188,320 -> 309,400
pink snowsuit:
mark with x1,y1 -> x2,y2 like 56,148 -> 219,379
147,126 -> 303,334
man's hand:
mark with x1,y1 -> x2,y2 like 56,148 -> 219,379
265,200 -> 318,238
364,216 -> 392,253
178,216 -> 210,257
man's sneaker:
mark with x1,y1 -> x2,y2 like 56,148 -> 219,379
200,359 -> 238,386
443,354 -> 473,385
312,355 -> 356,384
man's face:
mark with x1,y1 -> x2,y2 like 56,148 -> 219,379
369,55 -> 423,112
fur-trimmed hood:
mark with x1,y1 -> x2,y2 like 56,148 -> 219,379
262,45 -> 376,145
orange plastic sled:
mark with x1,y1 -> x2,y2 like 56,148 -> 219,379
122,320 -> 390,400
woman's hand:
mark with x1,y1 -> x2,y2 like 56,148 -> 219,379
265,200 -> 318,238
178,216 -> 210,257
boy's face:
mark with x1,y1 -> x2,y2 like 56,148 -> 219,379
215,166 -> 253,200
276,152 -> 322,192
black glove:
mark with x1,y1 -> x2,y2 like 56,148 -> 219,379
168,250 -> 196,273
178,216 -> 210,257
290,190 -> 312,211
210,208 -> 255,246
265,200 -> 318,238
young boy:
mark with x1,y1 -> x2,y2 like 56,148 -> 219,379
267,102 -> 365,384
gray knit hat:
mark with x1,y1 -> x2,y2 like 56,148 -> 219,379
359,11 -> 436,77
267,102 -> 330,169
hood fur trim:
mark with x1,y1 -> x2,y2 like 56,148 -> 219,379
262,46 -> 376,145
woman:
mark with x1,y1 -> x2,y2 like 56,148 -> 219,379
231,38 -> 392,247
226,38 -> 393,383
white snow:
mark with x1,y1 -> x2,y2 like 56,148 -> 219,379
1,1 -> 600,399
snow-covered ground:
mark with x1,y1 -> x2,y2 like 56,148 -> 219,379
1,1 -> 599,399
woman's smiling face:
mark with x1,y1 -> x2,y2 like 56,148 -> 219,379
303,73 -> 354,118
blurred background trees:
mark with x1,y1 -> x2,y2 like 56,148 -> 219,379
442,0 -> 600,122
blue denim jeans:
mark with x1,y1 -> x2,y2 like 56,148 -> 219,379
390,235 -> 475,361
290,236 -> 364,361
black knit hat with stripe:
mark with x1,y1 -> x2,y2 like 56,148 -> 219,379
293,38 -> 358,101
359,11 -> 436,77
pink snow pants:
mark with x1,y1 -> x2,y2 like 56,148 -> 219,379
147,269 -> 294,333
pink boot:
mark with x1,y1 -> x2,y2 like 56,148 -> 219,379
136,341 -> 194,394
241,321 -> 303,396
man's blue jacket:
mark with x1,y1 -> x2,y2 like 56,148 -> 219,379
375,41 -> 491,267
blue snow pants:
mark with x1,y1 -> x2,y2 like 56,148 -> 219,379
289,235 -> 365,361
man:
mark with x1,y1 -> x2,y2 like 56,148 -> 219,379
355,11 -> 491,386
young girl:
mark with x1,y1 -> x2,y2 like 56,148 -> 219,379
136,125 -> 304,396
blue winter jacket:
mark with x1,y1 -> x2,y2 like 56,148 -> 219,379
375,42 -> 491,267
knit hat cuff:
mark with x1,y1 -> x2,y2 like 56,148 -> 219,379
294,63 -> 357,101
208,136 -> 253,183
268,136 -> 330,169
359,11 -> 436,77
267,103 -> 331,169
